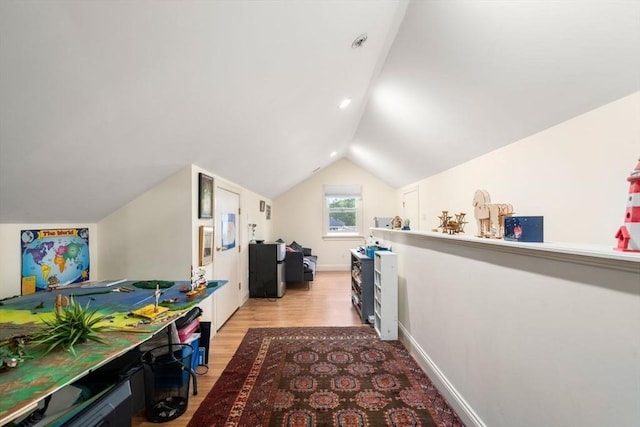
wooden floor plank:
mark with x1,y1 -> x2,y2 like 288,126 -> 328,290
132,271 -> 360,426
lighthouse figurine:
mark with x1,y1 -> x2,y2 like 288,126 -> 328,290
615,158 -> 640,252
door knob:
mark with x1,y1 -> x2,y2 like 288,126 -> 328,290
216,246 -> 222,251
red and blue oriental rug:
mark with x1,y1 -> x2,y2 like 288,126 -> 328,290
188,327 -> 464,427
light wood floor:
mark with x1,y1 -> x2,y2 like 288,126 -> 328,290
132,271 -> 361,426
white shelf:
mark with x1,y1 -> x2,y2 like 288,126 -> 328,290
371,228 -> 639,273
373,251 -> 398,340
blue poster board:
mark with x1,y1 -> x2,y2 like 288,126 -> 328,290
221,213 -> 236,251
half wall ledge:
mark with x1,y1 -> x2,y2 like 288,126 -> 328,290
370,228 -> 640,274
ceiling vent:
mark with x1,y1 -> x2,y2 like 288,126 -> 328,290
352,33 -> 368,49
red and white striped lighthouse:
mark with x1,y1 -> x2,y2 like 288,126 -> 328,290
615,159 -> 640,252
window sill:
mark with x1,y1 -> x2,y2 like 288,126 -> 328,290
323,234 -> 364,241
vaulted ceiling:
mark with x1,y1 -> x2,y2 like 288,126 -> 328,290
1,1 -> 638,223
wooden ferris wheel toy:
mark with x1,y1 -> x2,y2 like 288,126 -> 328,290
437,211 -> 468,234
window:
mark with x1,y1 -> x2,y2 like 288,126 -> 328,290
323,185 -> 363,238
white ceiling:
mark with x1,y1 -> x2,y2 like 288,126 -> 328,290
1,0 -> 639,223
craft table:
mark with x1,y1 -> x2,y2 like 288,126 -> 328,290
0,279 -> 228,425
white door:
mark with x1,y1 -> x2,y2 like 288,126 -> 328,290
402,187 -> 419,230
214,187 -> 241,330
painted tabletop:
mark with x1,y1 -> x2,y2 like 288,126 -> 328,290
0,279 -> 228,424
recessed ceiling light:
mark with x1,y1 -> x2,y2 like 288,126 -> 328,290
339,98 -> 352,109
330,151 -> 337,157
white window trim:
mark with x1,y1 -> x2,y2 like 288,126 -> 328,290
322,185 -> 364,239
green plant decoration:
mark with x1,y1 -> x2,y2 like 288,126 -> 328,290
0,335 -> 30,369
32,297 -> 106,356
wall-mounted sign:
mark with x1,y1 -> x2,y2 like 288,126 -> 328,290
21,228 -> 90,293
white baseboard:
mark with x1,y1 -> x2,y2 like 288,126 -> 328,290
398,323 -> 486,427
316,264 -> 350,271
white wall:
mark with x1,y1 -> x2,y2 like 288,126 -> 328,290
240,188 -> 273,300
206,175 -> 272,308
411,92 -> 640,246
273,158 -> 397,270
241,189 -> 273,245
380,93 -> 640,426
99,164 -> 272,321
0,223 -> 98,299
189,167 -> 273,290
99,165 -> 193,280
374,231 -> 640,427
0,163 -> 271,306
191,164 -> 217,281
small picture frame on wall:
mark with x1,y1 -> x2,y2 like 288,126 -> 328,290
199,173 -> 213,219
259,200 -> 265,212
266,204 -> 271,220
199,226 -> 214,265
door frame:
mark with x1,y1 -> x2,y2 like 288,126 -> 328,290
401,185 -> 420,230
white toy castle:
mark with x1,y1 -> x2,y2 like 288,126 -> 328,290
615,159 -> 640,252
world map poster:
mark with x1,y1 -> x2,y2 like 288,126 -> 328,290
21,228 -> 90,294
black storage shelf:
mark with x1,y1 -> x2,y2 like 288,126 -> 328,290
350,249 -> 374,324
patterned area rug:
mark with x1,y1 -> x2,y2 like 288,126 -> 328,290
189,327 -> 464,427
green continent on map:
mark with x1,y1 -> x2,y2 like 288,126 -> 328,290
65,243 -> 82,260
54,242 -> 83,273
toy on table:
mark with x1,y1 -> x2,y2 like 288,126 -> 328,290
154,284 -> 162,313
185,266 -> 208,302
54,294 -> 69,315
47,276 -> 60,291
133,304 -> 168,319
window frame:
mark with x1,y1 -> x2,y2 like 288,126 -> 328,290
322,185 -> 363,239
